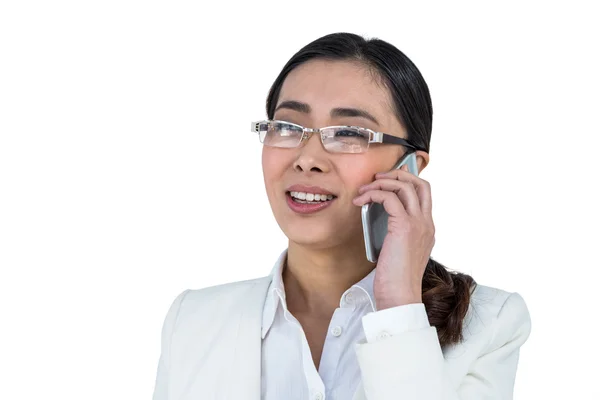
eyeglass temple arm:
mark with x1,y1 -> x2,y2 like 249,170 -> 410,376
372,132 -> 419,150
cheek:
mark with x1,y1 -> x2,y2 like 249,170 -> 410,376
262,147 -> 289,191
337,153 -> 394,193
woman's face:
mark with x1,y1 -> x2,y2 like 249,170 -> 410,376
262,59 -> 427,249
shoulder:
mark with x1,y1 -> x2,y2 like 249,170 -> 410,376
186,275 -> 271,306
468,284 -> 530,327
459,283 -> 532,351
163,275 -> 272,326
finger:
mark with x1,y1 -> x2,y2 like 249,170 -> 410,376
417,179 -> 432,217
358,178 -> 421,216
376,170 -> 432,217
353,189 -> 407,218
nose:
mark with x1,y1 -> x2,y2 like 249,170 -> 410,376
292,131 -> 331,173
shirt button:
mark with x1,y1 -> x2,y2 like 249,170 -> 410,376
344,292 -> 354,304
376,331 -> 391,341
331,326 -> 343,337
314,392 -> 324,400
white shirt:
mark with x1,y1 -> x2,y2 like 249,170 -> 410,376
260,251 -> 430,400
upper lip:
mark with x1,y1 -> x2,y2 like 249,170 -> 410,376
286,184 -> 337,196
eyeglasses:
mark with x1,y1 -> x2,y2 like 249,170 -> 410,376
251,120 -> 420,154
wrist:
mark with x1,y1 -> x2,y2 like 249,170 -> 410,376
376,289 -> 422,310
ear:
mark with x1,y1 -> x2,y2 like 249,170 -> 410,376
415,150 -> 430,174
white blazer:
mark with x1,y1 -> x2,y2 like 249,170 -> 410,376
152,270 -> 531,400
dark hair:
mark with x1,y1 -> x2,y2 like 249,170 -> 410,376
265,32 -> 477,349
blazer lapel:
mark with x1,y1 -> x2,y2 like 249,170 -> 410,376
225,278 -> 271,400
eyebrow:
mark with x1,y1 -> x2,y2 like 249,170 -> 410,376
274,100 -> 380,126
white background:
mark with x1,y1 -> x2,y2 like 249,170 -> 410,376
1,1 -> 598,399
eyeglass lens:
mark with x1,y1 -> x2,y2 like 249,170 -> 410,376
260,121 -> 370,154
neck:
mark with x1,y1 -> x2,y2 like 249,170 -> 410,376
283,240 -> 374,319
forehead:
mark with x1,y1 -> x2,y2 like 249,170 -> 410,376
277,59 -> 396,125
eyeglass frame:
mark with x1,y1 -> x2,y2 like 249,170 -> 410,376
250,119 -> 424,153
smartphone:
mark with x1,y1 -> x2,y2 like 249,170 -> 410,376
361,152 -> 419,263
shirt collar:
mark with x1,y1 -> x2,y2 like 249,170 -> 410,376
261,249 -> 378,339
261,250 -> 287,339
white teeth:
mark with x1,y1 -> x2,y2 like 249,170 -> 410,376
289,191 -> 335,202
290,191 -> 307,200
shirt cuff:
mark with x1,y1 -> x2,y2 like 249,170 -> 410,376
362,303 -> 430,343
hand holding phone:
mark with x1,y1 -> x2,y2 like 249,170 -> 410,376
361,152 -> 419,263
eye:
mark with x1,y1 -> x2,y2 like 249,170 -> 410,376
334,129 -> 361,137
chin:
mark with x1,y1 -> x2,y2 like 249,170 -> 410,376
283,225 -> 335,248
282,219 -> 360,250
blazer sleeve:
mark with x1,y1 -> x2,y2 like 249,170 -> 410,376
152,290 -> 190,400
355,292 -> 532,400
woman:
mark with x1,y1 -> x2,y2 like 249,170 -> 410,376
152,32 -> 531,400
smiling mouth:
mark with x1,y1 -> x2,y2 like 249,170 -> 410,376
287,191 -> 337,204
